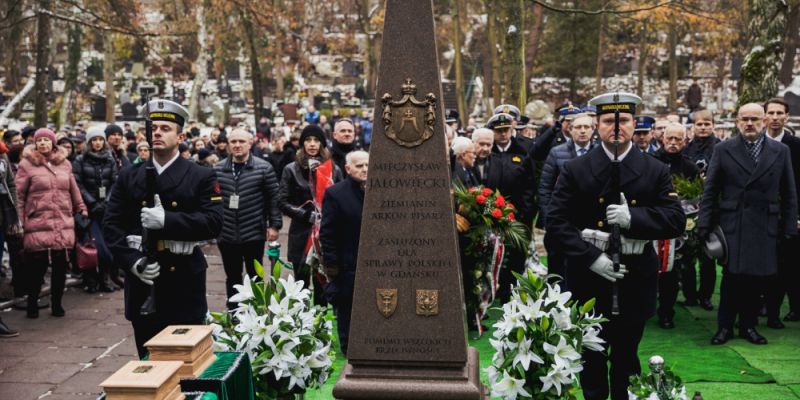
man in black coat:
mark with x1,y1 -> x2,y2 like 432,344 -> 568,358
653,123 -> 700,329
319,150 -> 368,356
763,97 -> 800,325
104,100 -> 224,358
329,118 -> 358,174
699,103 -> 798,346
213,129 -> 282,310
546,92 -> 685,400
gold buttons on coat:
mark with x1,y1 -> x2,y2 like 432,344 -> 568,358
171,201 -> 178,208
631,199 -> 637,206
142,201 -> 147,206
597,221 -> 604,228
169,266 -> 176,272
599,197 -> 605,204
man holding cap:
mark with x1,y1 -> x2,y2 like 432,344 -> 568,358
103,99 -> 224,358
545,92 -> 684,400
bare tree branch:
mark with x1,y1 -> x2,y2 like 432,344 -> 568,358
530,0 -> 677,15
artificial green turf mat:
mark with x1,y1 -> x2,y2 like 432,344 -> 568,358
685,382 -> 799,399
639,306 -> 773,384
789,384 -> 800,398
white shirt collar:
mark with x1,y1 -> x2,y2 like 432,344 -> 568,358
601,142 -> 633,161
574,142 -> 591,153
153,151 -> 180,175
497,142 -> 512,153
766,131 -> 785,143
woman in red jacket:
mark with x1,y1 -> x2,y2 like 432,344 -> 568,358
15,128 -> 87,318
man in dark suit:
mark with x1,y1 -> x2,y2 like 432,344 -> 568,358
104,99 -> 224,358
653,123 -> 700,329
546,92 -> 685,400
764,97 -> 800,325
699,102 -> 798,346
539,114 -> 597,280
451,136 -> 479,187
319,150 -> 368,356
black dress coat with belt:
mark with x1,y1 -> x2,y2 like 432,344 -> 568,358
103,156 -> 224,323
545,145 -> 685,319
480,138 -> 536,225
697,135 -> 798,276
278,161 -> 343,269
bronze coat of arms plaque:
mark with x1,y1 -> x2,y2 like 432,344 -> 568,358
376,288 -> 398,318
381,78 -> 437,148
416,289 -> 439,316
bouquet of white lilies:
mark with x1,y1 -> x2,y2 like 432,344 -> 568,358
487,269 -> 607,400
209,261 -> 335,399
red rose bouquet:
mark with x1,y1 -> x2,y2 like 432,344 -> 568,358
453,181 -> 529,335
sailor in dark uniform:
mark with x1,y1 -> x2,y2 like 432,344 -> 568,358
103,99 -> 224,358
545,92 -> 685,400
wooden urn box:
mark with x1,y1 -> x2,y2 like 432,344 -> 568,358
145,325 -> 217,378
100,360 -> 185,400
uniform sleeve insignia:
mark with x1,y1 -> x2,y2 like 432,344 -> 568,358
512,156 -> 522,163
213,180 -> 221,194
211,196 -> 222,201
668,192 -> 678,197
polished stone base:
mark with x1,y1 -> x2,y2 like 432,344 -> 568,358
332,347 -> 485,400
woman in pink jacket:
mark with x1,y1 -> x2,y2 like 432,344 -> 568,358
15,128 -> 87,318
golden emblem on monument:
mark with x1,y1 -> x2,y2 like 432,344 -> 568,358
376,288 -> 398,318
381,78 -> 437,148
416,289 -> 439,316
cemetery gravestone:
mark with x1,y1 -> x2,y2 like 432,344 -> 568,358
332,1 -> 483,399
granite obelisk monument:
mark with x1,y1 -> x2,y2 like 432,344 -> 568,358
332,0 -> 483,399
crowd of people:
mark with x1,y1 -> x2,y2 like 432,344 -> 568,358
0,93 -> 797,400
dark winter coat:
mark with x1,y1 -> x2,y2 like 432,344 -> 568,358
780,133 -> 800,203
73,149 -> 119,220
278,161 -> 343,267
683,135 -> 720,174
213,155 -> 282,244
545,145 -> 685,319
480,137 -> 535,225
0,154 -> 18,229
320,176 -> 364,273
538,140 -> 597,224
653,149 -> 699,180
698,135 -> 798,276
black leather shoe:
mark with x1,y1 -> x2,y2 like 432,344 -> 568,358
14,298 -> 49,310
711,328 -> 732,345
739,328 -> 768,344
784,311 -> 800,321
98,284 -> 115,293
51,305 -> 65,317
659,318 -> 675,329
699,299 -> 714,311
767,319 -> 785,329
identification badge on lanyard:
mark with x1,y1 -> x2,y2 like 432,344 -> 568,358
229,194 -> 240,209
99,187 -> 107,199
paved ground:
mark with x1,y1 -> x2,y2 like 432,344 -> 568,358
0,226 -> 289,400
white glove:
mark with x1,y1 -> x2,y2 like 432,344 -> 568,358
165,240 -> 199,255
141,194 -> 165,230
589,253 -> 627,282
130,258 -> 160,285
606,192 -> 631,229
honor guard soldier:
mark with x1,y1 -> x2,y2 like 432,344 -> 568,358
104,99 -> 223,358
484,112 -> 535,301
545,92 -> 685,400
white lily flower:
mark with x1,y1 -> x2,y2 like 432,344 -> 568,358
229,276 -> 255,304
511,338 -> 544,370
539,364 -> 582,396
582,326 -> 606,352
492,370 -> 531,399
551,307 -> 574,330
545,283 -> 572,308
543,336 -> 582,369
